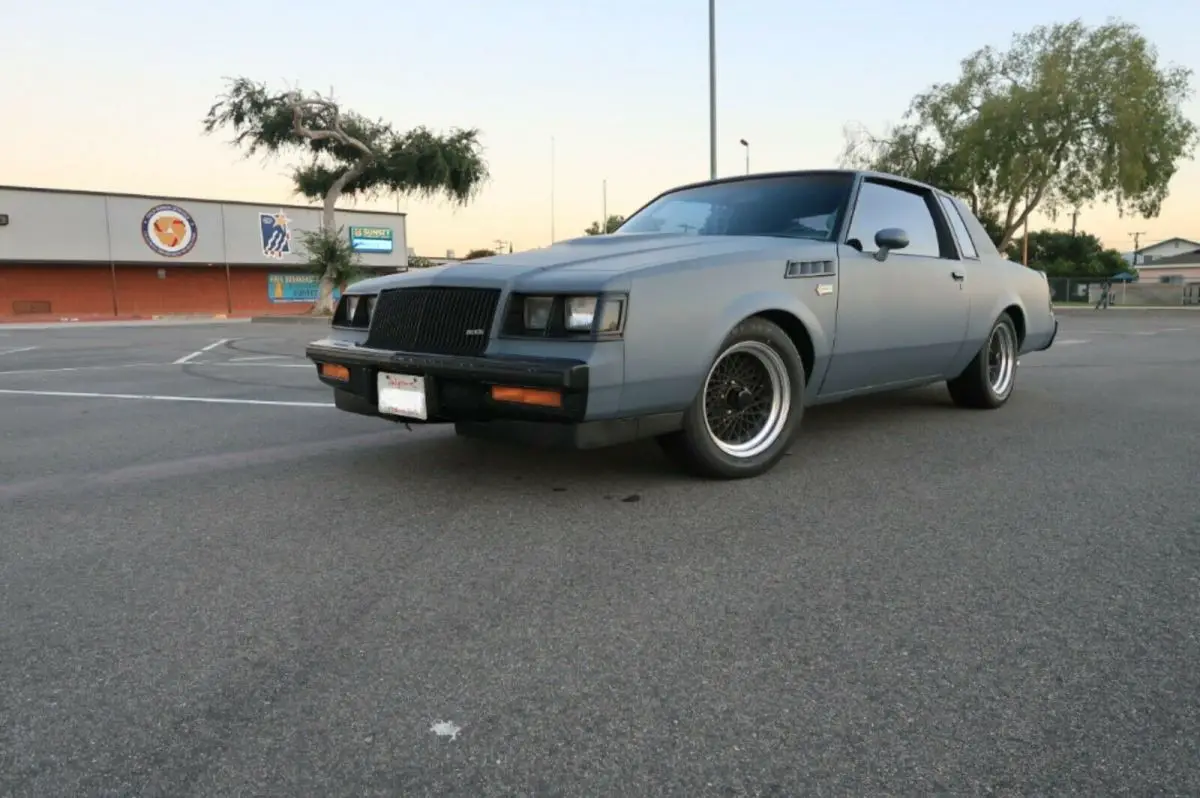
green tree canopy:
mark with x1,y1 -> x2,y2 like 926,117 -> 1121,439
841,19 -> 1198,251
585,215 -> 626,235
1007,229 -> 1128,276
202,77 -> 489,312
463,248 -> 497,260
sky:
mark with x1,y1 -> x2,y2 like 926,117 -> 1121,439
2,0 -> 1197,258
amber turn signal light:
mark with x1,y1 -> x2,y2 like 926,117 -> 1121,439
490,385 -> 563,408
320,363 -> 350,382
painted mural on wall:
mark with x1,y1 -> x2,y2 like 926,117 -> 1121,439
267,273 -> 342,303
141,204 -> 198,257
259,210 -> 292,259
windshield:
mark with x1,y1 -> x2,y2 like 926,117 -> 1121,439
614,173 -> 854,240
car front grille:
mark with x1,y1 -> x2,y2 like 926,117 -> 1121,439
365,287 -> 501,356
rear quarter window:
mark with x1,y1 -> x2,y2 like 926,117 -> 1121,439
938,195 -> 978,259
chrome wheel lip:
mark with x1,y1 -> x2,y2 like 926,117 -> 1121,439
987,322 -> 1017,397
701,340 -> 791,459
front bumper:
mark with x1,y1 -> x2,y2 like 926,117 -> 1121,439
306,338 -> 591,424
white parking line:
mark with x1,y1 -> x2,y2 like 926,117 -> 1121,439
173,338 -> 231,365
0,346 -> 38,356
0,362 -> 166,376
0,388 -> 332,407
1054,339 -> 1090,346
192,361 -> 311,368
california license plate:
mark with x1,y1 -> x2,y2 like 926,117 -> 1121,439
377,372 -> 428,420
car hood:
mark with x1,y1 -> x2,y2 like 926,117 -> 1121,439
347,234 -> 824,293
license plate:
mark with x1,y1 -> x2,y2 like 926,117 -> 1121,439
377,372 -> 428,420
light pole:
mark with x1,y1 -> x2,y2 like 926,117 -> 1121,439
739,138 -> 749,174
550,136 -> 556,243
708,0 -> 717,179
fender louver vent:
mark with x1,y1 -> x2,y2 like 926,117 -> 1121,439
784,260 -> 836,278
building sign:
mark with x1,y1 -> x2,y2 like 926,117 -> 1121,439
259,210 -> 292,259
349,226 -> 393,253
141,204 -> 197,257
267,273 -> 342,304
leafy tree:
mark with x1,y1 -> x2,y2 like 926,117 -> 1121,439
407,254 -> 436,269
585,215 -> 626,235
1006,229 -> 1128,276
841,19 -> 1198,251
295,227 -> 365,288
202,77 -> 489,313
463,248 -> 496,260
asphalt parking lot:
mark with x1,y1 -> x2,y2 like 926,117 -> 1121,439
2,311 -> 1198,796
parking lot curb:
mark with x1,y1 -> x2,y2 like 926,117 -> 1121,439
249,315 -> 333,325
1053,305 -> 1200,312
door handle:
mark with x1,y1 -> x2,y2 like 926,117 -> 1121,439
951,270 -> 965,281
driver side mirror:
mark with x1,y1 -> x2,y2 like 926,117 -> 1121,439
873,228 -> 910,262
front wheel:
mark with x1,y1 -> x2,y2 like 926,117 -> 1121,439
947,312 -> 1019,409
658,316 -> 805,479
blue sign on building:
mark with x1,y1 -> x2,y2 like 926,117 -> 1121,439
267,273 -> 342,303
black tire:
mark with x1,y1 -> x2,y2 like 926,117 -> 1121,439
657,316 -> 805,479
947,312 -> 1019,409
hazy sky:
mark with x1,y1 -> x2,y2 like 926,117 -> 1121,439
2,0 -> 1197,257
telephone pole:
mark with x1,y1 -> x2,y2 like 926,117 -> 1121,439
1070,210 -> 1079,236
1129,231 -> 1146,266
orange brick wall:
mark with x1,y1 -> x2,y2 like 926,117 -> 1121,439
0,264 -> 319,318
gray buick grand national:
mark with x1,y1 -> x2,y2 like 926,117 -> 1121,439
306,169 -> 1057,480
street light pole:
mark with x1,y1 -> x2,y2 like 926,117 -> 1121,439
550,136 -> 556,243
708,0 -> 717,179
739,138 -> 749,174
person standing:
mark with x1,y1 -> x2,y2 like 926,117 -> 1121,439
1094,277 -> 1113,310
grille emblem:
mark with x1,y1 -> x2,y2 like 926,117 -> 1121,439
465,329 -> 485,336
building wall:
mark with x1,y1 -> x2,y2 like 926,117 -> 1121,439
0,263 -> 365,318
0,186 -> 407,319
1136,265 -> 1200,283
0,186 -> 407,268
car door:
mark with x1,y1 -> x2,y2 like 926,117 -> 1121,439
817,177 -> 970,397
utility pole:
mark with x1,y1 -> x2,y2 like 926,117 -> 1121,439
1070,210 -> 1078,236
602,179 -> 607,233
1021,187 -> 1031,266
1129,231 -> 1146,266
708,0 -> 717,179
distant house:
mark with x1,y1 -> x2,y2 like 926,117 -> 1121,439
1133,247 -> 1200,284
1121,237 -> 1200,265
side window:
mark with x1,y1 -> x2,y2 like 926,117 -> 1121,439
846,181 -> 941,258
938,195 -> 978,258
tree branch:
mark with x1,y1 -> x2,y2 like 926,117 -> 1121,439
287,94 -> 374,158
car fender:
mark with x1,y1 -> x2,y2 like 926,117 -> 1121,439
689,289 -> 831,395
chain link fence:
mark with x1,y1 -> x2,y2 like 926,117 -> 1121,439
1046,277 -> 1103,305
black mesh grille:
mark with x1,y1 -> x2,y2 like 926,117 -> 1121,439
365,287 -> 501,356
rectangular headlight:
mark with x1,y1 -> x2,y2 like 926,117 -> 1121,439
523,296 -> 554,330
564,297 -> 598,332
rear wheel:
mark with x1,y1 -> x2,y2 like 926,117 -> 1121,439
658,317 -> 805,479
947,312 -> 1019,409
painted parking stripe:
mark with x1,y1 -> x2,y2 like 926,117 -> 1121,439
0,388 -> 332,407
0,346 -> 38,356
173,338 -> 231,365
1053,338 -> 1089,346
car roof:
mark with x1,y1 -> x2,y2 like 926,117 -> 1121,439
662,169 -> 942,196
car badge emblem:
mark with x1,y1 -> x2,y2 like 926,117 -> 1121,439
815,284 -> 834,296
465,329 -> 484,336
